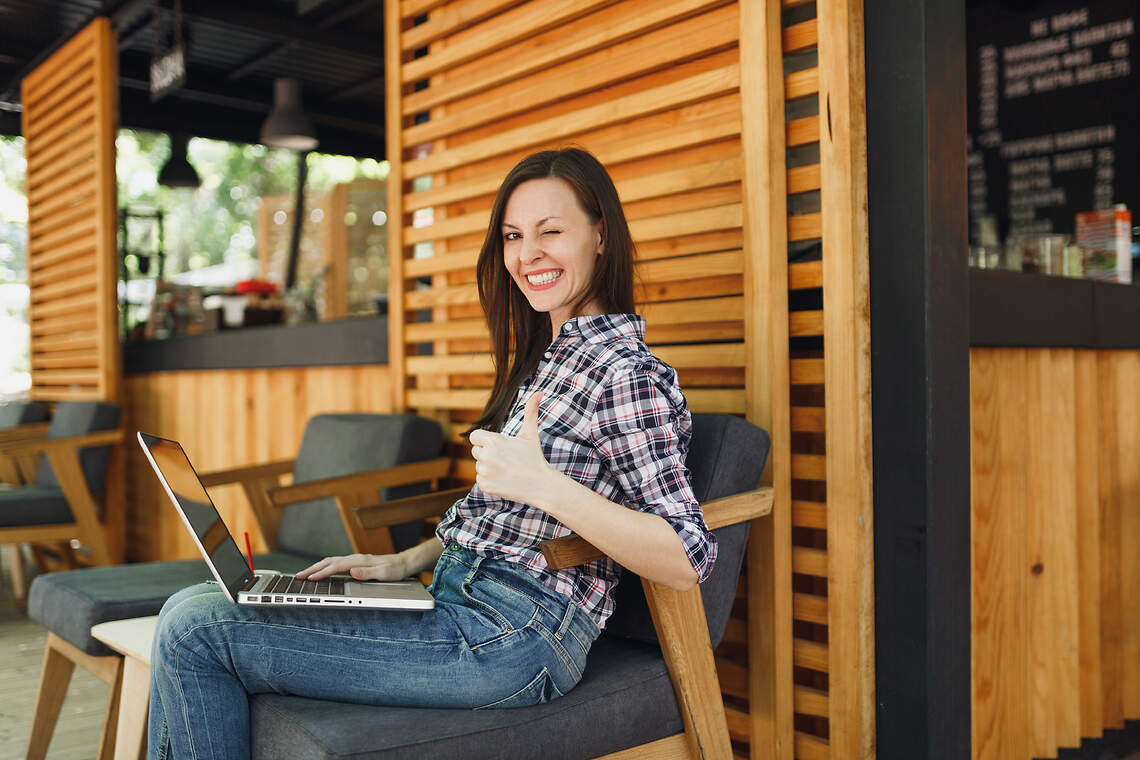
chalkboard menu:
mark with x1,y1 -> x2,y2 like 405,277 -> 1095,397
967,0 -> 1138,243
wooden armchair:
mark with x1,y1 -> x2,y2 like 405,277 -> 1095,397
0,402 -> 124,587
246,413 -> 772,760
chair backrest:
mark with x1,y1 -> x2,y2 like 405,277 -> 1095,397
603,413 -> 771,648
34,401 -> 120,495
0,400 -> 51,428
276,414 -> 444,560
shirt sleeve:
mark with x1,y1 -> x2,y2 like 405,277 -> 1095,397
588,360 -> 718,582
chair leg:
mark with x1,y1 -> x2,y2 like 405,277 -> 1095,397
26,635 -> 77,760
5,543 -> 26,598
27,633 -> 124,760
96,657 -> 125,760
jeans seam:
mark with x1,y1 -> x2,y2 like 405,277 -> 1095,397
529,620 -> 581,681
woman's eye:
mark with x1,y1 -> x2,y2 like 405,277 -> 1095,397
503,232 -> 520,241
542,230 -> 561,235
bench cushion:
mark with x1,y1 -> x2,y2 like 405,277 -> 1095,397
27,551 -> 313,657
0,484 -> 72,526
251,636 -> 682,760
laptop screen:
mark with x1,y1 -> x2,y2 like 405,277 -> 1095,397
138,433 -> 255,598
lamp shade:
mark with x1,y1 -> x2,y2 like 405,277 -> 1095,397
158,133 -> 200,188
260,78 -> 318,151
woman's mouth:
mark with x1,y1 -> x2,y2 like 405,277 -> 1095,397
525,270 -> 563,290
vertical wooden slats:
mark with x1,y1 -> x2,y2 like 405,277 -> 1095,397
971,348 -> 1140,760
740,0 -> 793,755
817,0 -> 874,755
21,18 -> 120,403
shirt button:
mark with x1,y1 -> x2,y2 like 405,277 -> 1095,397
544,352 -> 552,359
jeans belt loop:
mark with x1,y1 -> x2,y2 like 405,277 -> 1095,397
555,597 -> 578,642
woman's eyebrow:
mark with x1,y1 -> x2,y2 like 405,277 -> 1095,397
502,216 -> 562,229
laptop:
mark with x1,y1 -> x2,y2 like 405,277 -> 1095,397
138,431 -> 435,611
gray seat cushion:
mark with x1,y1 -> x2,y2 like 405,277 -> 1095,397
0,400 -> 50,428
251,636 -> 682,760
278,414 -> 444,561
604,414 -> 770,647
27,551 -> 313,656
34,401 -> 120,497
0,484 -> 72,526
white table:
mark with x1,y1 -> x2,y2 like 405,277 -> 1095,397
90,615 -> 158,760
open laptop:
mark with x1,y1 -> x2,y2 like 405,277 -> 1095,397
138,431 -> 435,611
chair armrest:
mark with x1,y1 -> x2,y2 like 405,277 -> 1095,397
0,428 -> 124,458
198,458 -> 295,488
540,486 -> 774,571
0,422 -> 50,446
353,486 -> 470,529
265,458 -> 452,507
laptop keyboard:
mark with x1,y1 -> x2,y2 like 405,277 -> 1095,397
264,574 -> 345,597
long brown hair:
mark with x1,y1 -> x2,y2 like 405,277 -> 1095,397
469,148 -> 635,434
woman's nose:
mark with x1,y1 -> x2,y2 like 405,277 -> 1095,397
520,236 -> 543,263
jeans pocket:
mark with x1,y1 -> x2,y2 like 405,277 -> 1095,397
459,576 -> 529,650
473,667 -> 565,710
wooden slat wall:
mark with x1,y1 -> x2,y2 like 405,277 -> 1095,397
122,365 -> 392,562
21,18 -> 120,402
971,348 -> 1140,760
385,1 -> 874,758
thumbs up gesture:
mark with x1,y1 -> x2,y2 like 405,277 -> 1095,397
468,391 -> 556,508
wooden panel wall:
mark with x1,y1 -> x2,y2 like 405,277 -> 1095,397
21,18 -> 120,402
122,365 -> 392,562
385,1 -> 874,758
971,348 -> 1140,760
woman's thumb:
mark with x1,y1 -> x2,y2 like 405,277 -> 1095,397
521,391 -> 543,438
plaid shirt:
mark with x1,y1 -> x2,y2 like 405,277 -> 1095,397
436,313 -> 717,628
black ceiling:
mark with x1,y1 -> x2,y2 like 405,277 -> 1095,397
0,0 -> 386,158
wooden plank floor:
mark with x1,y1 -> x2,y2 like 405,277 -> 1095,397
0,548 -> 110,760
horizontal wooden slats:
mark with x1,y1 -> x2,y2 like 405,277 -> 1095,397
794,732 -> 830,760
783,19 -> 818,54
795,592 -> 829,624
794,547 -> 829,577
403,5 -> 739,146
786,67 -> 819,100
788,163 -> 822,195
400,0 -> 520,51
795,637 -> 829,671
403,64 -> 741,177
796,685 -> 830,718
791,358 -> 824,384
402,0 -> 622,83
789,310 -> 823,337
793,500 -> 828,530
789,260 -> 823,289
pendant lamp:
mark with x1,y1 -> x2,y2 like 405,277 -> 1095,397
157,133 -> 200,188
260,78 -> 318,151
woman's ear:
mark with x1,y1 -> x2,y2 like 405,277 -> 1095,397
595,221 -> 604,255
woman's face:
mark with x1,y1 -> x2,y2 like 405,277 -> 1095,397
502,177 -> 603,335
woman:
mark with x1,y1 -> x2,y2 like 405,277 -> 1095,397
147,148 -> 716,759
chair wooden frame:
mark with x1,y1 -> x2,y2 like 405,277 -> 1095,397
0,422 -> 51,484
0,429 -> 125,568
348,483 -> 776,760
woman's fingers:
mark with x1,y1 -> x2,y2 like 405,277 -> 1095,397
297,554 -> 369,580
350,555 -> 407,582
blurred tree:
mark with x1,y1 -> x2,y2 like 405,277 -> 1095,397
0,135 -> 27,284
116,130 -> 387,277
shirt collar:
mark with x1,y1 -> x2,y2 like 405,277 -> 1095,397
558,313 -> 645,343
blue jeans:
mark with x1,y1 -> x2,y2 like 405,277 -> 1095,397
147,544 -> 600,760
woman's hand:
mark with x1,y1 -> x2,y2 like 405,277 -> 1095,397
468,391 -> 559,508
296,553 -> 408,582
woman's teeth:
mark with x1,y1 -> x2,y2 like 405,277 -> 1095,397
527,270 -> 562,285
